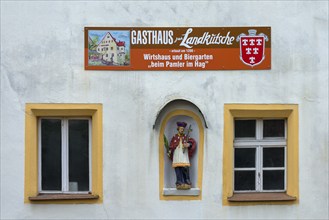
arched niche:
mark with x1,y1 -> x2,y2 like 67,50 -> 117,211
153,99 -> 208,129
155,99 -> 206,200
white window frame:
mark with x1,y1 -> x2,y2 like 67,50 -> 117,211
38,117 -> 92,194
233,119 -> 287,193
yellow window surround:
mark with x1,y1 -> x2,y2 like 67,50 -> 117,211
222,104 -> 299,206
24,103 -> 103,204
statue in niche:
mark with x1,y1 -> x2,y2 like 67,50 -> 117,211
165,122 -> 197,190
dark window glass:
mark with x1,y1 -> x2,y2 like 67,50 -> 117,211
234,171 -> 255,191
234,120 -> 256,138
263,170 -> 284,190
263,119 -> 285,137
41,119 -> 62,191
263,148 -> 285,167
234,148 -> 256,168
69,120 -> 89,191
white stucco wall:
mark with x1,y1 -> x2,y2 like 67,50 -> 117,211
1,1 -> 328,219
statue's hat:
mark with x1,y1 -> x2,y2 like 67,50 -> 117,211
176,122 -> 187,128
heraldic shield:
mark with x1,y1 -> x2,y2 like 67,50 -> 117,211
237,29 -> 268,67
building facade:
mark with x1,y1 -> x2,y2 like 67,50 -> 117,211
1,1 -> 328,219
96,32 -> 126,65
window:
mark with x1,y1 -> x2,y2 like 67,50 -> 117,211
39,118 -> 91,193
234,119 -> 286,192
223,104 -> 299,205
25,104 -> 103,203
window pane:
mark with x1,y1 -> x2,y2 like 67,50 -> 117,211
234,171 -> 255,191
234,148 -> 256,168
69,120 -> 89,191
41,119 -> 62,191
263,147 -> 285,167
263,119 -> 285,137
234,120 -> 256,138
263,170 -> 284,190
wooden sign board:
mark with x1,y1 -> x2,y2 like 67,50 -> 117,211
84,27 -> 271,71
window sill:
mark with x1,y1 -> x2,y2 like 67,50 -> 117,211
29,193 -> 99,201
227,193 -> 296,202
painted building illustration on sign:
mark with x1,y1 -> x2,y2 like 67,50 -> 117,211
88,30 -> 130,66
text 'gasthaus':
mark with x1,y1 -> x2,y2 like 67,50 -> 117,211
131,30 -> 174,45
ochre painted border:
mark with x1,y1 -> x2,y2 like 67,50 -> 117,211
24,104 -> 103,204
222,104 -> 299,206
159,109 -> 204,200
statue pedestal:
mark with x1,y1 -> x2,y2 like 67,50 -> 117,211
162,188 -> 200,196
